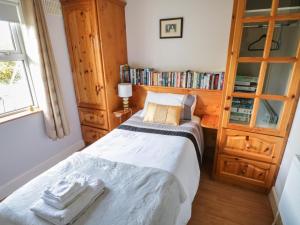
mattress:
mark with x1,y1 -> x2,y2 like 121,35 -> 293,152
0,112 -> 203,225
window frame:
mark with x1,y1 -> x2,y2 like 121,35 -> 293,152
0,19 -> 38,118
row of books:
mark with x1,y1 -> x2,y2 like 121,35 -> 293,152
234,75 -> 258,93
230,98 -> 254,123
120,65 -> 224,90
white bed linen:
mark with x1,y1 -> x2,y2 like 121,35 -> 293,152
84,113 -> 202,225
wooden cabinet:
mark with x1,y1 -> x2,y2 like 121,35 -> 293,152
217,155 -> 276,188
220,129 -> 284,164
79,108 -> 108,129
82,125 -> 108,145
215,0 -> 300,192
61,0 -> 127,145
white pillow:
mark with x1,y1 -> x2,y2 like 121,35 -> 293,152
141,91 -> 185,117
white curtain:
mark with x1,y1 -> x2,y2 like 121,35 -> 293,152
20,0 -> 70,140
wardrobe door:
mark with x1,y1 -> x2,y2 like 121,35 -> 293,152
61,0 -> 106,109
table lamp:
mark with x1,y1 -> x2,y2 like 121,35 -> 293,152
118,83 -> 132,110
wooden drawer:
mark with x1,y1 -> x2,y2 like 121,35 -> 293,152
79,108 -> 108,130
82,125 -> 108,145
220,129 -> 284,164
216,155 -> 276,188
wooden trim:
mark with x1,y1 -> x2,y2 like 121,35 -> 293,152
231,93 -> 288,101
214,0 -> 239,175
221,0 -> 246,129
242,16 -> 270,23
278,41 -> 300,136
232,92 -> 255,98
238,57 -> 264,62
271,0 -> 279,17
242,13 -> 300,23
275,13 -> 300,21
260,95 -> 288,101
238,57 -> 297,63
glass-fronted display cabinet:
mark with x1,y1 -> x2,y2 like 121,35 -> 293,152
223,0 -> 300,137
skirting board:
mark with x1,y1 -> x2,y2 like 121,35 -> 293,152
0,140 -> 85,200
269,186 -> 279,216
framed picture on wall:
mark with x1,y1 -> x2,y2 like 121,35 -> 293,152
160,17 -> 183,39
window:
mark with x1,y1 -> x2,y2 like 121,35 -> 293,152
0,2 -> 37,117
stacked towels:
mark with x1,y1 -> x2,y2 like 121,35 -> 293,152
31,172 -> 105,225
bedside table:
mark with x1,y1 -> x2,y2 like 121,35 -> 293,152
113,108 -> 133,124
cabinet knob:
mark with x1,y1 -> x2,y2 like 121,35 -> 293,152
224,106 -> 230,111
95,85 -> 102,95
245,136 -> 251,149
226,96 -> 231,100
291,94 -> 296,99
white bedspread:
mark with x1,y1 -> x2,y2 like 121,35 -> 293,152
0,152 -> 186,225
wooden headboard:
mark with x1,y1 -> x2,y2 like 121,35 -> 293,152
131,85 -> 223,119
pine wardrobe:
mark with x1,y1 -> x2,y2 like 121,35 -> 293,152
60,0 -> 127,144
214,0 -> 300,192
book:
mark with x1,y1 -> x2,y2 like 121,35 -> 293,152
234,86 -> 257,92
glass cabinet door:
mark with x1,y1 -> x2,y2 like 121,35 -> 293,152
224,0 -> 300,136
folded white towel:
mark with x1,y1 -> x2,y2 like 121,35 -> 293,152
31,177 -> 105,225
43,172 -> 87,203
42,173 -> 88,210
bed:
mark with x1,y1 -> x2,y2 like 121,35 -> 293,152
0,110 -> 203,225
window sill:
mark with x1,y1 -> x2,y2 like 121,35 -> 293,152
0,108 -> 42,124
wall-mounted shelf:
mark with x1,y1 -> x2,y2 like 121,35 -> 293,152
132,84 -> 223,93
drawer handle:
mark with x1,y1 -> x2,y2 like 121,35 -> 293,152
264,147 -> 270,152
95,85 -> 103,95
245,136 -> 251,149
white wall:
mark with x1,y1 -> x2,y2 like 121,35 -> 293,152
275,99 -> 300,197
0,12 -> 83,196
125,0 -> 234,72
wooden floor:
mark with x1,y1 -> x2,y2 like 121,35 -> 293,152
188,159 -> 274,225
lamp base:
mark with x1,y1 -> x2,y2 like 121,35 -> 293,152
122,97 -> 129,110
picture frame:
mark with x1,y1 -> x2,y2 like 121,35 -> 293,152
160,17 -> 183,39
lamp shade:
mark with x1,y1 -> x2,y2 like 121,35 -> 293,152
118,83 -> 132,98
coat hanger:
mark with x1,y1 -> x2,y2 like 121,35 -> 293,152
247,34 -> 280,51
